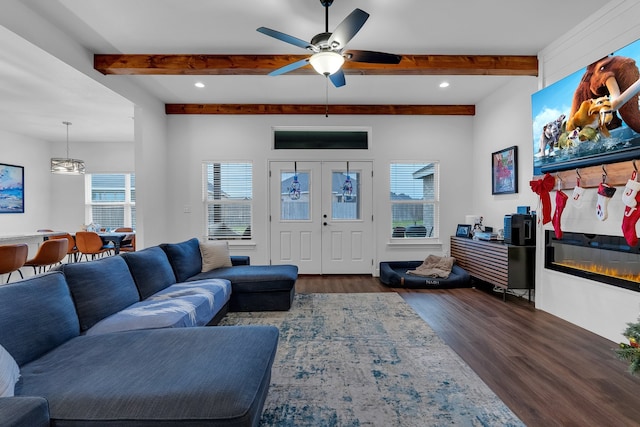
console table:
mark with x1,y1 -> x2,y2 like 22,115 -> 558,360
450,236 -> 535,301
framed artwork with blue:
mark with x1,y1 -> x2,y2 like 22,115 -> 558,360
0,163 -> 24,213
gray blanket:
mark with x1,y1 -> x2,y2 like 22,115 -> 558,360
407,255 -> 456,278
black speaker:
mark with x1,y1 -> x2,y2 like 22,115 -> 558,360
504,214 -> 535,245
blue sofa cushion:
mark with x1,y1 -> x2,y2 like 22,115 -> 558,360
57,256 -> 141,332
160,238 -> 203,283
0,272 -> 79,366
85,279 -> 231,335
121,247 -> 177,299
0,396 -> 50,427
16,327 -> 279,427
190,264 -> 298,292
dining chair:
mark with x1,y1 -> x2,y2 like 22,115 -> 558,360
23,238 -> 69,274
114,227 -> 136,252
75,231 -> 113,261
0,244 -> 28,283
49,233 -> 79,262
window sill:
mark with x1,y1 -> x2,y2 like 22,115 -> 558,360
387,239 -> 442,248
228,240 -> 257,249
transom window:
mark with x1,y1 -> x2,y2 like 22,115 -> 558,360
390,162 -> 439,239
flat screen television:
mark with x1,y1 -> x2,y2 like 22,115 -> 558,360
532,38 -> 640,175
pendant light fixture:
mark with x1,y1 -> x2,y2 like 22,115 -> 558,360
51,121 -> 85,175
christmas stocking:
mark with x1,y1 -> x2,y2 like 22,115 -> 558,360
530,173 -> 555,224
571,184 -> 585,209
622,190 -> 640,246
595,183 -> 617,221
622,172 -> 640,207
553,190 -> 568,239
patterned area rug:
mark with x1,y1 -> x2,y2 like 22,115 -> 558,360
219,293 -> 524,427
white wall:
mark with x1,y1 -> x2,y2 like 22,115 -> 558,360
49,140 -> 134,233
472,0 -> 640,342
166,114 -> 474,267
472,76 -> 539,230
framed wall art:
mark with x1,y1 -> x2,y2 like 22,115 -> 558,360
0,163 -> 24,213
492,146 -> 518,195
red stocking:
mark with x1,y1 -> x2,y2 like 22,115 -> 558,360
530,173 -> 555,224
553,190 -> 568,239
622,191 -> 640,246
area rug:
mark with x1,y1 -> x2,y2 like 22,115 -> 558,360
219,293 -> 524,426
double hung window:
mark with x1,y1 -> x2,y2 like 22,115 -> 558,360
203,162 -> 253,240
85,173 -> 135,229
390,162 -> 439,239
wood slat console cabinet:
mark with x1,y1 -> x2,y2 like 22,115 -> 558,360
450,236 -> 535,301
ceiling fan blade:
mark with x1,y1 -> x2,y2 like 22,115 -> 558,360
257,27 -> 314,50
328,8 -> 369,50
346,50 -> 402,64
329,69 -> 346,88
268,57 -> 311,76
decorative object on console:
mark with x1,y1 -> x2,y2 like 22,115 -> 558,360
0,163 -> 24,214
455,224 -> 471,238
51,121 -> 85,175
492,146 -> 518,195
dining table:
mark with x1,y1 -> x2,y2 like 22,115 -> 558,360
96,232 -> 135,254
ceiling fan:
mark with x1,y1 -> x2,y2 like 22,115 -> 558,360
257,0 -> 401,87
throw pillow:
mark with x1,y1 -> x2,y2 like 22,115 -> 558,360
0,344 -> 20,397
200,240 -> 232,272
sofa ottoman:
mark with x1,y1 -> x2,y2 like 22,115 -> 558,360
192,264 -> 298,311
161,238 -> 298,312
379,261 -> 471,288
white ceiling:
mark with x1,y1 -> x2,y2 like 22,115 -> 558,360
0,0 -> 612,144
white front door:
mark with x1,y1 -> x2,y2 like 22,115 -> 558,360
269,161 -> 373,274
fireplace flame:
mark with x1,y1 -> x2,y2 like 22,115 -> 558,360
553,261 -> 640,283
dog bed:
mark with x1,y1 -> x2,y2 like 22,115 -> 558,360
379,261 -> 471,288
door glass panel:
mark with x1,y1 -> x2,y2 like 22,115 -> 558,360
331,171 -> 360,220
280,171 -> 310,220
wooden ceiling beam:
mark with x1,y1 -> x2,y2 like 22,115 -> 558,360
95,54 -> 538,76
165,104 -> 475,115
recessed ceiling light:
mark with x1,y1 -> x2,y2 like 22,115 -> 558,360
194,82 -> 205,88
439,81 -> 450,88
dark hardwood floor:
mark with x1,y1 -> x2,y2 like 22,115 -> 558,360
295,275 -> 640,427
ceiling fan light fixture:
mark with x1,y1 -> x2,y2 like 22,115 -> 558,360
309,51 -> 345,76
51,121 -> 85,175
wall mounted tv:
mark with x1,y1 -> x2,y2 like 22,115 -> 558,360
532,38 -> 640,175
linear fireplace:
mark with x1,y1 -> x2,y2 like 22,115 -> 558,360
545,231 -> 640,293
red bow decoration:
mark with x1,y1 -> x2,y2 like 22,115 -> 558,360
530,173 -> 555,224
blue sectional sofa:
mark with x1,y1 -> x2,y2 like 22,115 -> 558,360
0,237 -> 299,426
160,238 -> 298,312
